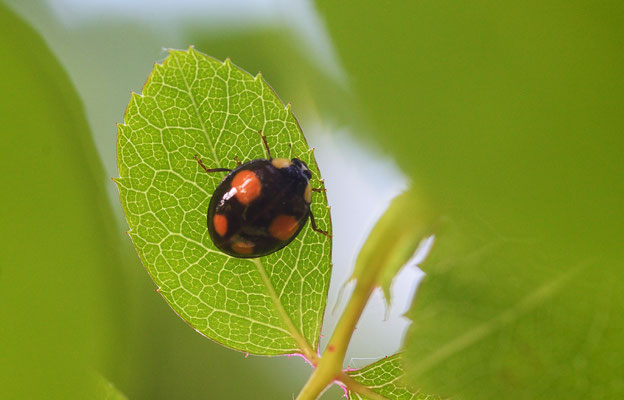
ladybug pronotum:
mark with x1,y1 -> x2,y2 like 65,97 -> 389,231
195,131 -> 330,258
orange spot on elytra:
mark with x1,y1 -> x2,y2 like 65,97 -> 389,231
232,241 -> 254,255
231,170 -> 261,205
269,215 -> 299,241
213,214 -> 228,236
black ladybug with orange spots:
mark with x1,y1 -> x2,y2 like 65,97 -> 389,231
195,131 -> 329,258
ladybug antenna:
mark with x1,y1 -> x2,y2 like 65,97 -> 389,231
257,130 -> 272,160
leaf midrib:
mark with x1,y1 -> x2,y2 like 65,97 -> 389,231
169,51 -> 314,357
171,50 -> 219,162
410,266 -> 580,376
252,258 -> 315,358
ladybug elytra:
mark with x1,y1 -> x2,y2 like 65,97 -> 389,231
195,131 -> 330,258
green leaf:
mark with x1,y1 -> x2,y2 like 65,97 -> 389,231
351,189 -> 434,305
95,375 -> 127,400
117,48 -> 332,356
402,217 -> 612,399
318,0 -> 624,398
347,354 -> 434,400
0,4 -> 121,399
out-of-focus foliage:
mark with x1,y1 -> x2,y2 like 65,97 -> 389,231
96,374 -> 128,400
318,0 -> 624,398
192,28 -> 352,127
351,190 -> 433,304
0,4 -> 121,399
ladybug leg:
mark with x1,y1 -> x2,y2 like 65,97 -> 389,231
309,212 -> 331,237
257,130 -> 273,160
194,155 -> 232,174
233,156 -> 242,166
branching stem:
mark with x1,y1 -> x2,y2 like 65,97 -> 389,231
296,265 -> 384,400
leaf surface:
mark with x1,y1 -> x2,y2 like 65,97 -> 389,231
0,4 -> 120,398
347,354 -> 434,400
96,375 -> 127,400
117,48 -> 332,355
350,190 -> 434,305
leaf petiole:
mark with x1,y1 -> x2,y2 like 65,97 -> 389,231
296,267 -> 382,399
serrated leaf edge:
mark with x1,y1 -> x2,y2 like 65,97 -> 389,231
115,46 -> 333,357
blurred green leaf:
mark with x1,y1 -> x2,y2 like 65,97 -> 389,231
347,354 -> 433,400
351,189 -> 434,305
0,4 -> 122,399
96,374 -> 127,400
117,48 -> 332,356
191,28 -> 352,127
318,0 -> 624,398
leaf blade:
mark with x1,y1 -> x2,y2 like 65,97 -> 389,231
0,4 -> 122,398
351,189 -> 434,305
347,354 -> 436,400
117,48 -> 332,355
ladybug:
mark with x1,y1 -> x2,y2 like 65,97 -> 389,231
194,131 -> 330,258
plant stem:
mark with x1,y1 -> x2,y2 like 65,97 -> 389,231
296,271 -> 379,400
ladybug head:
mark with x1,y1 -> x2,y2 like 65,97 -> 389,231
291,158 -> 312,180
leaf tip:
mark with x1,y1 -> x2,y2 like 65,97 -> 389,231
129,91 -> 143,106
166,47 -> 190,61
